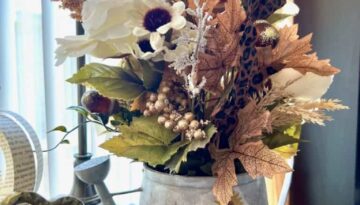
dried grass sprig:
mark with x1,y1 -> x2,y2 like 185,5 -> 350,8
250,78 -> 348,127
271,98 -> 349,126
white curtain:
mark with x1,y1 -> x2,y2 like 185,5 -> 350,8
0,0 -> 141,204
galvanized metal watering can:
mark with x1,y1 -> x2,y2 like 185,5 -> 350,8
75,157 -> 268,205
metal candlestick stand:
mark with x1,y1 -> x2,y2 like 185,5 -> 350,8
70,22 -> 101,205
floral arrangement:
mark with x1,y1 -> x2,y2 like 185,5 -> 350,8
53,0 -> 348,204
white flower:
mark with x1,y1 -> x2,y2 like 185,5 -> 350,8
81,0 -> 134,40
55,0 -> 187,65
130,0 -> 186,50
55,0 -> 135,65
55,35 -> 138,66
271,68 -> 333,100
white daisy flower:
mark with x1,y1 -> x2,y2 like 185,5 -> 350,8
55,0 -> 170,65
130,0 -> 186,49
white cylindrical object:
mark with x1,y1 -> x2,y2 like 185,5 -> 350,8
0,111 -> 43,200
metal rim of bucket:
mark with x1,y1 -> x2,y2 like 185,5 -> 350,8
142,164 -> 257,189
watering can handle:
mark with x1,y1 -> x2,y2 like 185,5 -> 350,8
111,187 -> 143,197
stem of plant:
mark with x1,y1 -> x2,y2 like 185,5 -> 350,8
37,119 -> 119,153
38,121 -> 91,153
88,119 -> 119,132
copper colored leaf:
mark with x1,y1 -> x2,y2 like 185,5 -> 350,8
206,0 -> 245,66
267,25 -> 340,76
212,151 -> 238,205
196,0 -> 245,94
285,53 -> 340,76
272,25 -> 312,64
196,53 -> 226,94
231,100 -> 272,146
234,141 -> 292,179
213,0 -> 245,37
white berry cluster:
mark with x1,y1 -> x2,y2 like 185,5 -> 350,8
144,80 -> 207,141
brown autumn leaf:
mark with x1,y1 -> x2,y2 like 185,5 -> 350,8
196,53 -> 226,93
230,100 -> 272,146
258,24 -> 340,76
285,52 -> 340,76
234,141 -> 292,179
212,150 -> 238,205
273,25 -> 313,62
196,0 -> 245,94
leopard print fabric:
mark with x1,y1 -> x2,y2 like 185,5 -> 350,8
214,0 -> 286,147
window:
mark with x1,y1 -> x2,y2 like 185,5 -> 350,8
0,1 -> 141,204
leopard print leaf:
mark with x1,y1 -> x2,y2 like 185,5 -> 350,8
214,0 -> 286,147
242,0 -> 286,20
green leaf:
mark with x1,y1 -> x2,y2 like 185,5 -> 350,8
126,116 -> 178,144
124,56 -> 144,80
68,106 -> 89,118
285,124 -> 302,138
100,116 -> 184,166
48,125 -> 67,133
60,139 -> 70,144
263,125 -> 301,149
274,125 -> 302,158
67,63 -> 146,100
165,124 -> 217,173
139,60 -> 163,91
101,136 -> 188,166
